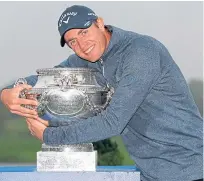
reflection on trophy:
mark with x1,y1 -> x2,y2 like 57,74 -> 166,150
14,68 -> 114,172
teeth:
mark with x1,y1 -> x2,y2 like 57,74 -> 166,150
85,46 -> 94,54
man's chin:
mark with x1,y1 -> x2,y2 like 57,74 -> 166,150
88,59 -> 99,63
84,56 -> 100,63
77,54 -> 101,63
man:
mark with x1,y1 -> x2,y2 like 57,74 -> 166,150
0,5 -> 203,181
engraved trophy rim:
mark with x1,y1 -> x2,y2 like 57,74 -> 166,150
36,67 -> 97,75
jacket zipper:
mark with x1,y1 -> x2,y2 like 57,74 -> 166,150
99,58 -> 105,77
99,58 -> 111,89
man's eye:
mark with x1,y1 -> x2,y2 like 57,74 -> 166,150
69,40 -> 77,46
82,30 -> 88,36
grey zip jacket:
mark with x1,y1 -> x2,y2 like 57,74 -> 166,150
3,26 -> 203,181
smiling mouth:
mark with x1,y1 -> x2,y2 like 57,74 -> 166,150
84,45 -> 95,54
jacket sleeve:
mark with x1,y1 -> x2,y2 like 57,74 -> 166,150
0,75 -> 38,95
43,44 -> 161,145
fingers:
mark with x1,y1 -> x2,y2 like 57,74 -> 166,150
15,84 -> 32,92
1,85 -> 39,120
26,119 -> 31,128
12,104 -> 38,114
11,93 -> 38,117
8,101 -> 38,118
37,117 -> 49,126
28,117 -> 49,127
26,118 -> 34,124
26,94 -> 37,100
11,109 -> 38,119
26,119 -> 35,136
16,98 -> 38,106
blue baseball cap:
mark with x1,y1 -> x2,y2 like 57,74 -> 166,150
58,5 -> 98,47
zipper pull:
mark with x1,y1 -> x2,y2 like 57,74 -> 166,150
99,58 -> 103,64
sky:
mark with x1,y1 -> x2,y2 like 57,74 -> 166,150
0,1 -> 203,87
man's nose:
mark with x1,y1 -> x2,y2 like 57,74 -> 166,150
78,39 -> 87,51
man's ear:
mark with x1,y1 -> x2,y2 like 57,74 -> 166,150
95,17 -> 105,31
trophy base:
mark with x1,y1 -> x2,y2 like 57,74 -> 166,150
37,151 -> 97,172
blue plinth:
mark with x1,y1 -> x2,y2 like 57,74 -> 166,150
0,165 -> 139,172
0,166 -> 140,181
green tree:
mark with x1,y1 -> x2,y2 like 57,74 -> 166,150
188,79 -> 203,117
93,139 -> 124,165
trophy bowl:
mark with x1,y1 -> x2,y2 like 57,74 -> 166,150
15,67 -> 114,120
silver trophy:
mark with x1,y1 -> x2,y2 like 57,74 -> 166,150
14,67 -> 114,171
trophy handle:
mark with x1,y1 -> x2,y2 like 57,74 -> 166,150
37,91 -> 49,116
14,78 -> 28,98
84,87 -> 114,115
101,87 -> 114,109
14,78 -> 37,110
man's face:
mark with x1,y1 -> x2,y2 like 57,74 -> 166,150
63,19 -> 108,62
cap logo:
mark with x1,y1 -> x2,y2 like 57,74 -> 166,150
88,13 -> 97,16
58,12 -> 77,27
84,21 -> 91,27
63,16 -> 70,24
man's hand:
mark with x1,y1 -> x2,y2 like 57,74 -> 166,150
26,117 -> 47,141
37,117 -> 49,127
0,84 -> 38,119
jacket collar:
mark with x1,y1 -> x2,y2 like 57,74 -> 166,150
100,25 -> 122,62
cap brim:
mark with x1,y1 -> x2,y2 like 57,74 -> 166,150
60,19 -> 95,47
60,36 -> 66,47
